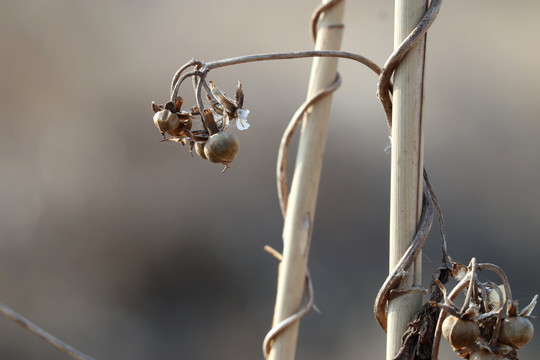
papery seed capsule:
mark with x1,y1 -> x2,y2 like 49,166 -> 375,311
498,316 -> 534,349
204,132 -> 239,165
153,109 -> 180,134
442,315 -> 480,350
469,350 -> 505,360
195,142 -> 207,160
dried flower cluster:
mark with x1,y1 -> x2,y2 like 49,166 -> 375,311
152,78 -> 250,172
437,259 -> 536,359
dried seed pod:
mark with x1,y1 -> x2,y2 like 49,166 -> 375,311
498,316 -> 534,349
469,350 -> 505,360
442,315 -> 480,350
153,109 -> 180,134
195,142 -> 206,160
204,132 -> 239,165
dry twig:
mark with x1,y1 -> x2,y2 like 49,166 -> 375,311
0,301 -> 95,360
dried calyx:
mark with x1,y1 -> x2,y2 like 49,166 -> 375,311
210,80 -> 250,131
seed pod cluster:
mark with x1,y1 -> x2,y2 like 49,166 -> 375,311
152,80 -> 250,171
438,260 -> 536,359
441,302 -> 535,359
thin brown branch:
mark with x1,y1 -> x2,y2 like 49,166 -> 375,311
489,307 -> 505,348
205,50 -> 381,75
170,59 -> 203,95
476,262 -> 513,303
170,70 -> 204,104
431,268 -> 473,359
460,257 -> 477,313
0,301 -> 95,360
169,51 -> 380,109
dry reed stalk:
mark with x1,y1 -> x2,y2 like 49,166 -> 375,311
386,0 -> 428,359
267,1 -> 345,359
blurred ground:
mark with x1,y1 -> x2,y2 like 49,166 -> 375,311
0,0 -> 539,359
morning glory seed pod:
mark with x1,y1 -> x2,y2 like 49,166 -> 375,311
204,132 -> 239,165
153,109 -> 180,134
498,316 -> 534,349
442,315 -> 480,351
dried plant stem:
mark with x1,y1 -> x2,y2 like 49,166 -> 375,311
0,301 -> 95,360
205,51 -> 378,73
386,0 -> 428,359
170,51 -> 380,105
476,262 -> 513,303
267,1 -> 345,359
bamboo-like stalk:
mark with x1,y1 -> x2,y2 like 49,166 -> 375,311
267,1 -> 345,359
386,0 -> 428,359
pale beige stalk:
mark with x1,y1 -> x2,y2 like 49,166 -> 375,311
267,1 -> 345,359
386,0 -> 428,359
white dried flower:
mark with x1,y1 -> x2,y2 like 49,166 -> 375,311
235,108 -> 250,130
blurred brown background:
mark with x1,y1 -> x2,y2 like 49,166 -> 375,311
1,0 -> 539,359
